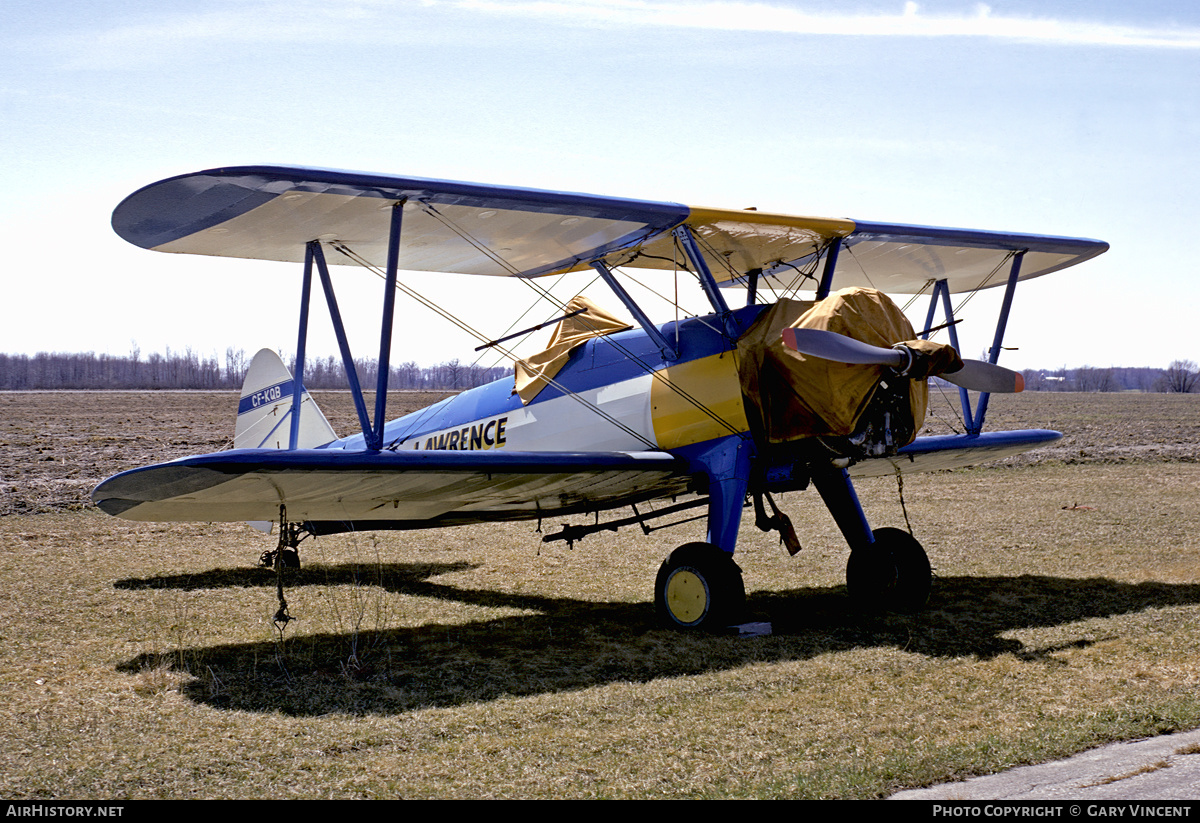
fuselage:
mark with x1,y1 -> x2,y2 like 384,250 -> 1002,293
333,304 -> 767,457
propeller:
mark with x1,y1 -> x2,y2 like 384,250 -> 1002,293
780,327 -> 1024,393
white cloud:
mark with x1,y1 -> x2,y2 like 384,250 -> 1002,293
21,1 -> 416,71
457,0 -> 1200,49
22,0 -> 1200,74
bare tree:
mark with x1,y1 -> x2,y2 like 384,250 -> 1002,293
443,358 -> 463,389
1164,359 -> 1199,393
224,347 -> 246,386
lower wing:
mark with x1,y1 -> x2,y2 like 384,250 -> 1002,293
92,449 -> 692,529
848,429 -> 1062,478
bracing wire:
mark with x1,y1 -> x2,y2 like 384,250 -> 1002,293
910,250 -> 1023,434
328,241 -> 659,450
511,268 -> 747,440
927,378 -> 966,434
415,205 -> 747,441
949,250 -> 1018,324
611,265 -> 725,337
837,242 -> 879,293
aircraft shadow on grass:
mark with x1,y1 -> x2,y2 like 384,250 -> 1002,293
114,563 -> 1200,716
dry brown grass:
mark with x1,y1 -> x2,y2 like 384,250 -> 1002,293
1,391 -> 1199,798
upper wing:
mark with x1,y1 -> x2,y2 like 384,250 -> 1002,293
112,166 -> 690,278
754,221 -> 1109,296
91,448 -> 692,527
595,206 -> 1107,294
113,165 -> 1107,292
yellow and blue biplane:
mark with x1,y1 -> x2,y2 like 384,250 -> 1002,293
92,166 -> 1108,630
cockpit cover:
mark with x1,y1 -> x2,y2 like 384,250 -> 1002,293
514,296 -> 632,404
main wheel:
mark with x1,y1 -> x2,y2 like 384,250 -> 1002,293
655,542 -> 745,630
846,527 -> 931,613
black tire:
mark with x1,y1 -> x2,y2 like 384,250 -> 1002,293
276,547 -> 301,569
846,527 -> 930,613
655,542 -> 745,630
888,529 -> 932,612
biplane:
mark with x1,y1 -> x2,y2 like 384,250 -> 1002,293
92,166 -> 1108,630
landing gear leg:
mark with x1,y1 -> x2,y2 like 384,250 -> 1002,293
655,435 -> 751,630
811,465 -> 931,612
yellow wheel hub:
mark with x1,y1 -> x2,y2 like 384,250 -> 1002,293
665,568 -> 709,624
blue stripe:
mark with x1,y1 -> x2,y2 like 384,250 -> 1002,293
237,379 -> 294,415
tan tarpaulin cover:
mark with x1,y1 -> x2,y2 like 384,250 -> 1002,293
514,296 -> 632,404
735,287 -> 931,444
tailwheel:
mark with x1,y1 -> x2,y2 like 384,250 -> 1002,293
259,520 -> 303,570
655,542 -> 746,630
276,547 -> 301,569
846,527 -> 931,613
259,545 -> 301,569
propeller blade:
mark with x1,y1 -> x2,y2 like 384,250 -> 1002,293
942,360 -> 1025,393
780,328 -> 1025,393
780,328 -> 906,367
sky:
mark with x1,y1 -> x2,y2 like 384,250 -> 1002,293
2,0 -> 1198,372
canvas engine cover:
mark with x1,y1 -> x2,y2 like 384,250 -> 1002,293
736,287 -> 929,449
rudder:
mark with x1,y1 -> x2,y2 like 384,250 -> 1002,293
235,349 -> 337,450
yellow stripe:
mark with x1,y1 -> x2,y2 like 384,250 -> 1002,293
650,352 -> 750,450
684,207 -> 856,237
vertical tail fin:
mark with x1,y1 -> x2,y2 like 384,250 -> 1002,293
235,349 -> 337,451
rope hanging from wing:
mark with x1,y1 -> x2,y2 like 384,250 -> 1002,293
765,257 -> 822,302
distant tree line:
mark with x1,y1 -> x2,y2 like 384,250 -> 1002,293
0,348 -> 508,391
1020,362 -> 1198,393
289,354 -> 508,391
2,349 -> 1196,393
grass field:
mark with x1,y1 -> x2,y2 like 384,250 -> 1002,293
1,391 -> 1198,798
